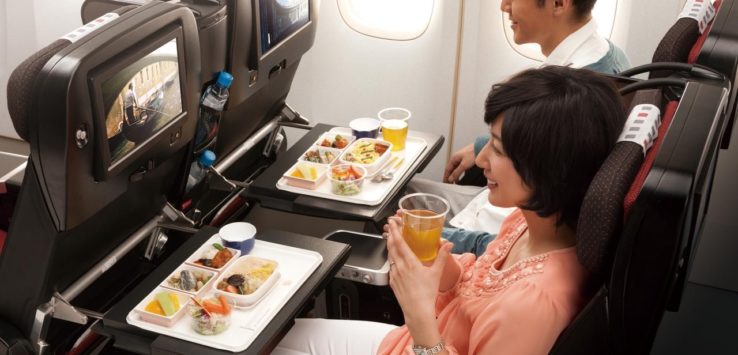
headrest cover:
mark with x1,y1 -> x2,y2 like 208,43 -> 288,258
679,0 -> 716,34
617,104 -> 662,156
62,13 -> 119,43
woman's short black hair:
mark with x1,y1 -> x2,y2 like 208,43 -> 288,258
484,66 -> 625,229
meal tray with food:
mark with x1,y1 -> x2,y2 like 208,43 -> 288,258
126,237 -> 323,352
276,127 -> 428,205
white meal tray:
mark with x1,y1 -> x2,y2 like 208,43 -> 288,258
276,127 -> 428,205
126,236 -> 323,352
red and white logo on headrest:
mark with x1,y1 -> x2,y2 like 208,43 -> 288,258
61,13 -> 119,43
679,0 -> 717,34
617,104 -> 662,156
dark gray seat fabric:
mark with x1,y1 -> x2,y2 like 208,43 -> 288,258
6,40 -> 72,142
576,89 -> 663,278
5,5 -> 137,142
651,18 -> 700,78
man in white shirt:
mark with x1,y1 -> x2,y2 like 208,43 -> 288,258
123,82 -> 140,124
413,0 -> 630,256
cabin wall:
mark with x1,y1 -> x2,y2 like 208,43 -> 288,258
288,0 -> 686,180
287,0 -> 460,181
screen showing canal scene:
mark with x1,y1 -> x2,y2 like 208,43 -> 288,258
102,39 -> 182,165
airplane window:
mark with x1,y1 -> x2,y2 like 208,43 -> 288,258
337,0 -> 434,40
502,0 -> 617,61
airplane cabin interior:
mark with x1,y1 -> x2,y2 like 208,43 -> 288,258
0,0 -> 737,354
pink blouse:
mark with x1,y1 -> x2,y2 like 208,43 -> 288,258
378,209 -> 588,354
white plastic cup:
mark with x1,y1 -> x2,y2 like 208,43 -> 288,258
378,108 -> 411,151
219,222 -> 257,255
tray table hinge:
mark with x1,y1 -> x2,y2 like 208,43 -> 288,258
31,292 -> 92,354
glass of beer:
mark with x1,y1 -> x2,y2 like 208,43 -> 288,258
378,107 -> 411,151
398,193 -> 450,262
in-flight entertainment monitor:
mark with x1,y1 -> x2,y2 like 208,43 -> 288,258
259,0 -> 310,55
102,39 -> 183,166
90,28 -> 189,180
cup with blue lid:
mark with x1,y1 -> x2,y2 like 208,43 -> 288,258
219,222 -> 257,255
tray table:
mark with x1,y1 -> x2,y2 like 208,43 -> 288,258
126,236 -> 322,352
275,127 -> 427,206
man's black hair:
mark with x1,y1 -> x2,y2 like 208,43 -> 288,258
483,66 -> 625,229
537,0 -> 597,20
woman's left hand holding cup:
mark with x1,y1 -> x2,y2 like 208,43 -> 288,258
385,216 -> 453,324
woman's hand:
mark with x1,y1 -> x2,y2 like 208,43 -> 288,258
385,216 -> 453,324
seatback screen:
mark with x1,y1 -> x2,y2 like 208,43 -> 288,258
259,0 -> 310,54
102,39 -> 182,166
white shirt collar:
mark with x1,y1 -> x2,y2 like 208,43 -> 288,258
544,19 -> 609,69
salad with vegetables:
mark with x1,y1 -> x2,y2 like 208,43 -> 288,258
189,295 -> 232,335
329,164 -> 365,196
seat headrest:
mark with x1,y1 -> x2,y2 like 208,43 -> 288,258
5,6 -> 137,142
6,40 -> 71,141
651,0 -> 717,78
576,89 -> 663,277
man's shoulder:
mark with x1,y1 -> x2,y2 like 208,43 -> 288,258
582,40 -> 631,74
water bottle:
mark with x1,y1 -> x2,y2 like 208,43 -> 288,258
194,71 -> 233,151
186,150 -> 216,193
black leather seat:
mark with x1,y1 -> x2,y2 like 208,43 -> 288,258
0,2 -> 201,353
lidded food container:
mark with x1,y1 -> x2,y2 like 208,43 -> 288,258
338,138 -> 392,174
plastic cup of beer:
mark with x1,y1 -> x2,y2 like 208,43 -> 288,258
398,193 -> 450,262
378,108 -> 411,151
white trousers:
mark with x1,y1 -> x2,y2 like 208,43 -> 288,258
271,318 -> 397,355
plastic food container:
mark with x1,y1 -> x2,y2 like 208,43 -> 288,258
283,161 -> 327,190
314,132 -> 355,150
339,138 -> 392,174
329,164 -> 366,196
299,146 -> 341,165
185,242 -> 240,273
161,265 -> 216,297
188,296 -> 233,335
213,256 -> 280,307
133,287 -> 190,327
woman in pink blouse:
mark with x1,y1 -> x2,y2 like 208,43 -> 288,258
272,66 -> 626,355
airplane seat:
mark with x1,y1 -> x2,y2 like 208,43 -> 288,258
0,4 -> 138,256
0,2 -> 201,353
549,88 -> 664,354
553,67 -> 728,352
650,0 -> 721,78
